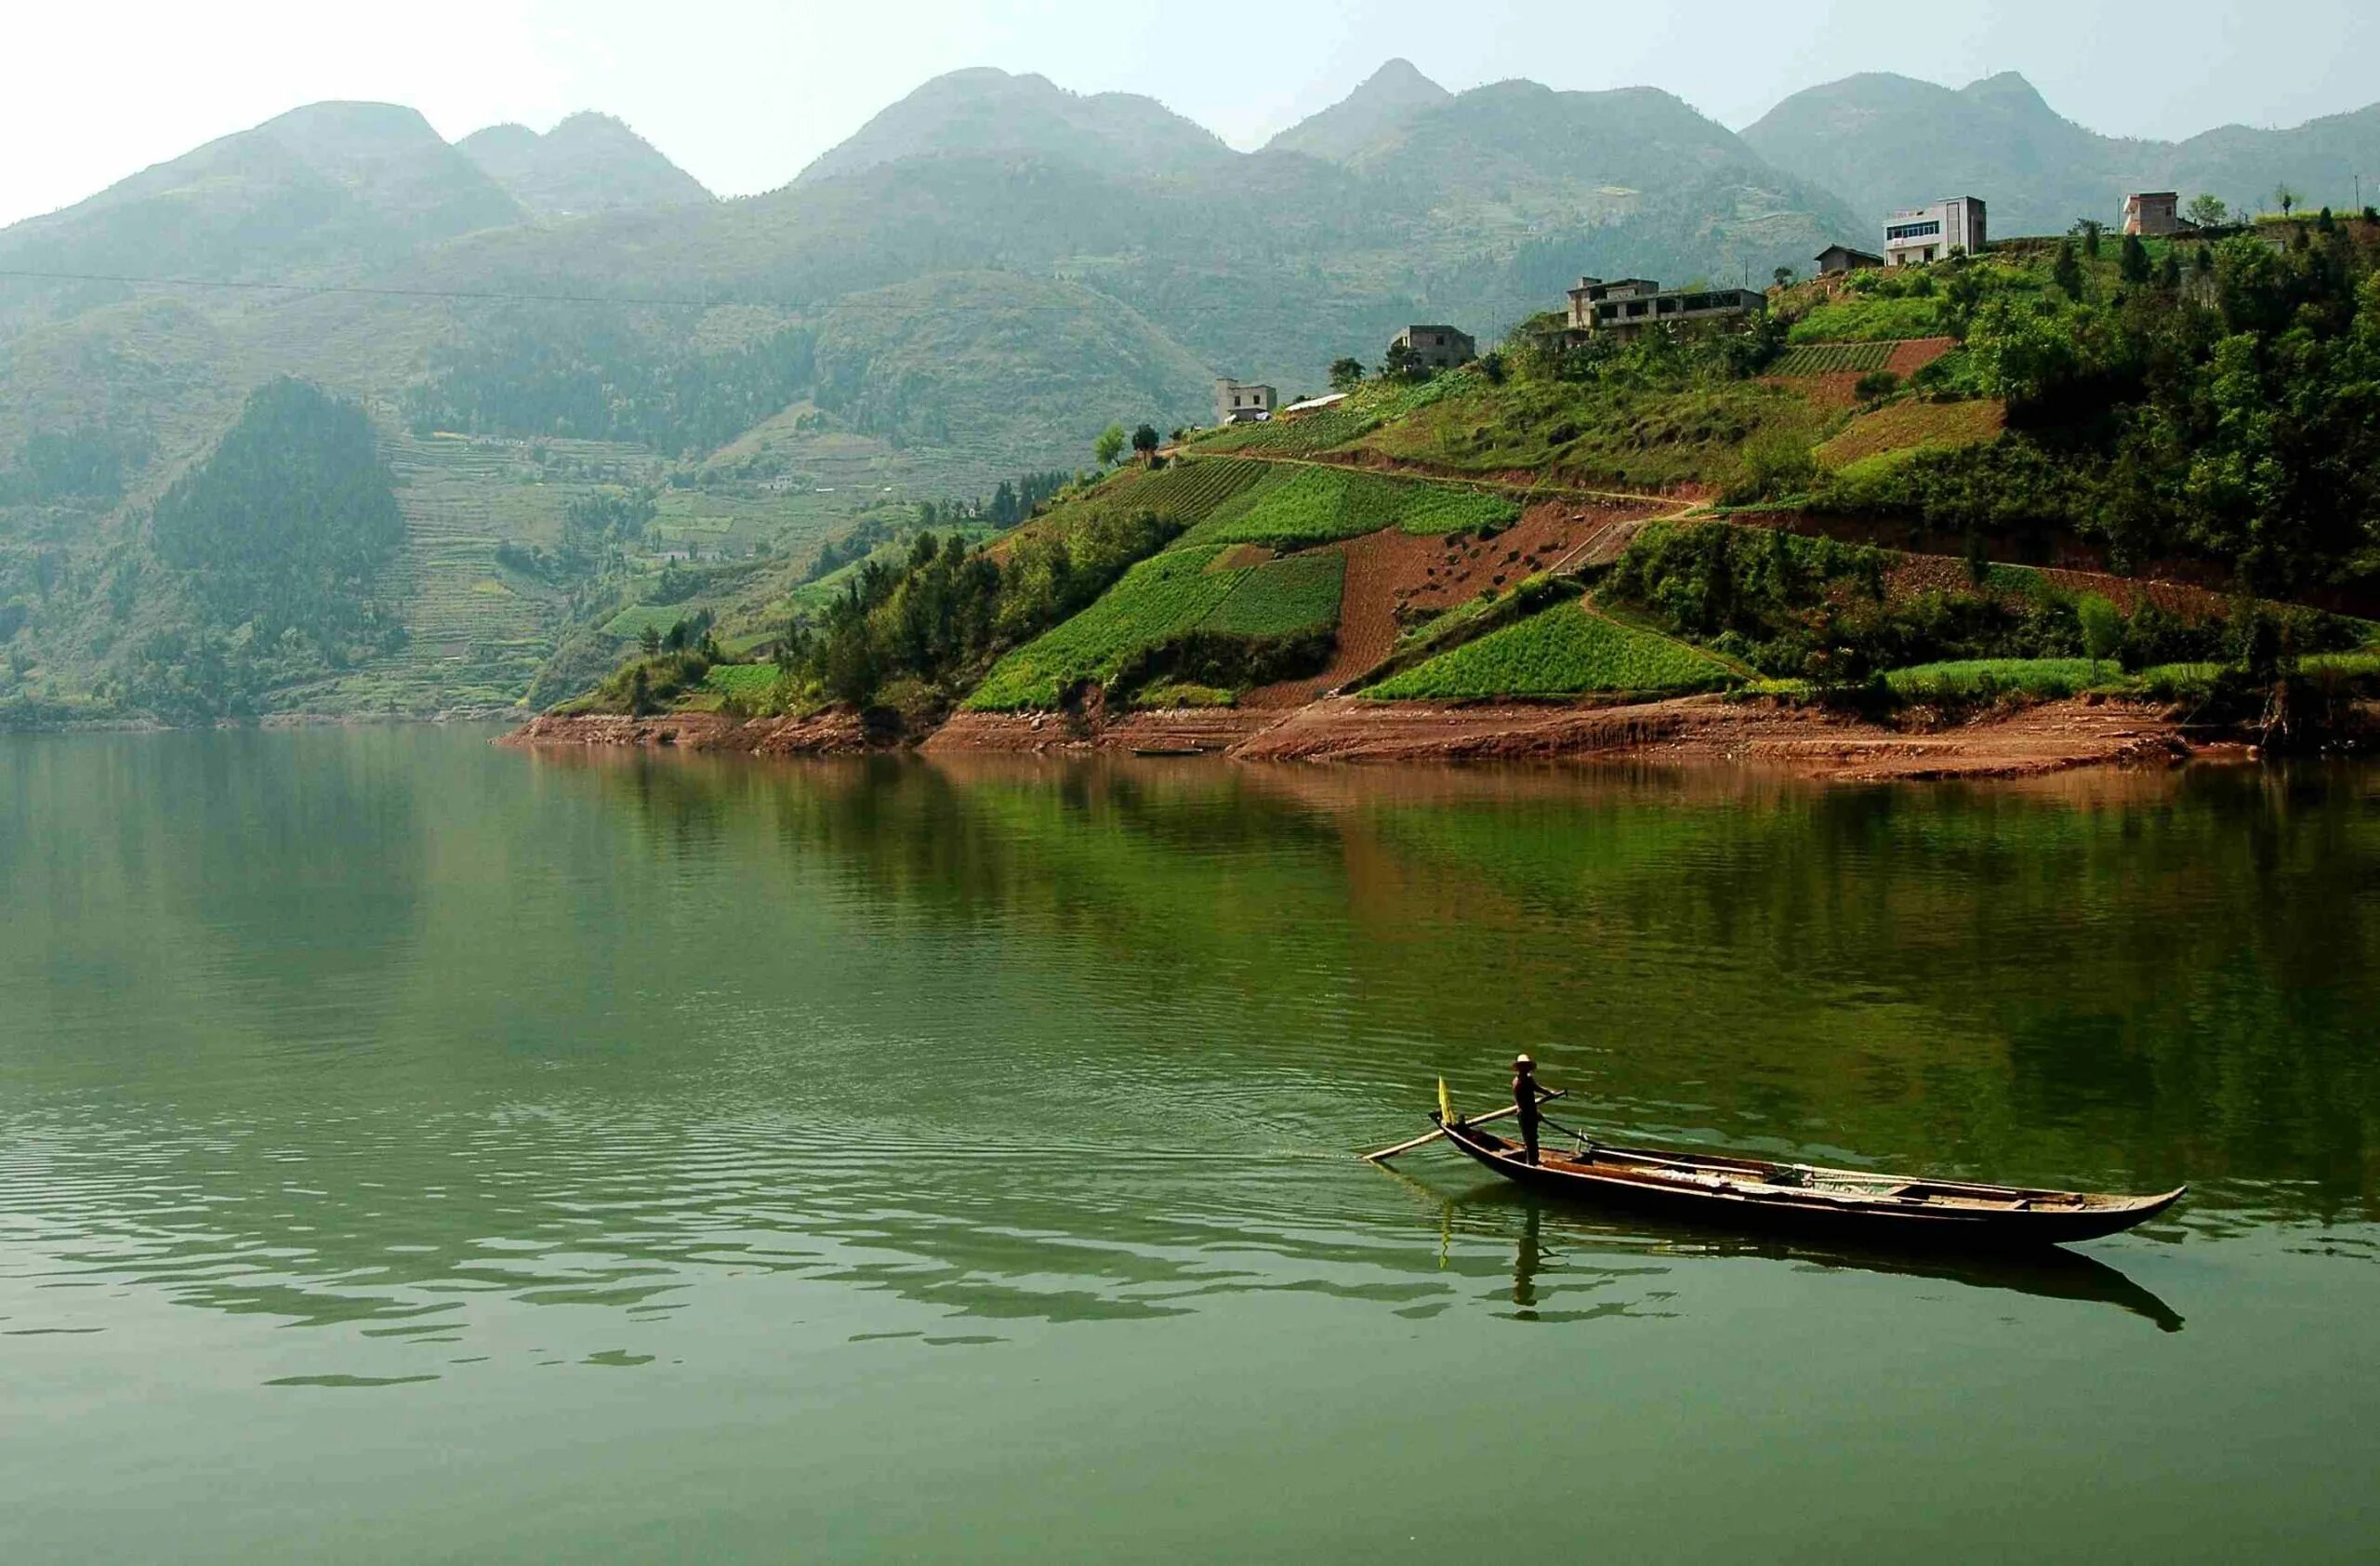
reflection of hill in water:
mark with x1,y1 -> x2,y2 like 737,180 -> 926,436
1,733 -> 2373,1354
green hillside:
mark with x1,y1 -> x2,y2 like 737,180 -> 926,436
631,219 -> 2380,734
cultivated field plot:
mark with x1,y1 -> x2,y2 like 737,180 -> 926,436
1816,398 -> 2006,468
1133,457 -> 1272,518
1767,342 -> 1895,376
965,547 -> 1243,710
1367,601 -> 1733,700
702,663 -> 782,702
1183,467 -> 1518,548
602,604 -> 703,641
1197,551 -> 1345,637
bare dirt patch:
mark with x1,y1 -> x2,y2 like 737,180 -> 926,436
1886,338 -> 1957,377
1228,694 -> 2193,780
506,710 -> 877,754
922,708 -> 1276,755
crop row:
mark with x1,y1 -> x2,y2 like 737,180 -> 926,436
1197,551 -> 1345,637
1767,342 -> 1896,377
1366,602 -> 1733,700
964,547 -> 1244,710
703,663 -> 783,700
1183,467 -> 1518,548
1132,458 -> 1270,520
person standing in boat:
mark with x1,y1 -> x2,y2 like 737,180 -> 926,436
1513,1055 -> 1549,1164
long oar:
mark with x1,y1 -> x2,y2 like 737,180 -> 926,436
1361,1090 -> 1566,1163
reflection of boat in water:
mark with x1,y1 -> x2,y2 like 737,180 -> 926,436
1435,1115 -> 2186,1249
1488,1189 -> 2184,1332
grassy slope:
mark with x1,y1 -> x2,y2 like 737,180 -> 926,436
1349,374 -> 1838,492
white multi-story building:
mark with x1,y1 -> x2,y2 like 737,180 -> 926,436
1883,196 -> 1987,267
1214,378 -> 1276,424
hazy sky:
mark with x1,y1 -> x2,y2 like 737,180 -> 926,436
7,0 -> 2377,228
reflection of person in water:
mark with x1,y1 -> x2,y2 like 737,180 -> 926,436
1512,1204 -> 1542,1318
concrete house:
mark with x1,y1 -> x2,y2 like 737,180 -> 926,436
1392,325 -> 1476,370
1214,378 -> 1276,424
1815,245 -> 1885,275
2122,192 -> 2182,236
1884,196 -> 1987,266
1566,276 -> 1764,342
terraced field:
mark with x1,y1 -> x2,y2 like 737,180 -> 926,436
965,547 -> 1245,710
1197,551 -> 1345,637
1366,601 -> 1733,700
1767,342 -> 1895,377
1182,467 -> 1518,548
1815,398 -> 2006,468
294,434 -> 619,715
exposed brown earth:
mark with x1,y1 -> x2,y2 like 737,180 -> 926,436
1886,337 -> 1958,377
922,708 -> 1275,755
1226,694 -> 2194,781
1240,501 -> 1668,709
515,693 -> 2205,783
505,710 -> 879,754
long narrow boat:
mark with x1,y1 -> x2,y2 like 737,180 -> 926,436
1435,1115 -> 2184,1247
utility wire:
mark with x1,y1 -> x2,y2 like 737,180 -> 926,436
0,266 -> 748,311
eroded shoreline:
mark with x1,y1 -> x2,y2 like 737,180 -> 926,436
504,694 -> 2213,782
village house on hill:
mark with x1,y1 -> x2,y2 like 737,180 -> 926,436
1565,276 -> 1764,342
1815,244 -> 1884,276
2122,192 -> 2184,236
1391,325 -> 1475,371
1214,378 -> 1276,424
1884,196 -> 1987,266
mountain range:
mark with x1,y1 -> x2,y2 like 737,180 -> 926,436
3,60 -> 2376,725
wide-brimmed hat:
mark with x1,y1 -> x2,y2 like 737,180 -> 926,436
1514,1054 -> 1534,1068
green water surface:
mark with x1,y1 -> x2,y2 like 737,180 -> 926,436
3,729 -> 2375,1561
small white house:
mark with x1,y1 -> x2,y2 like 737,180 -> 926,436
1884,196 -> 1987,266
1214,378 -> 1276,424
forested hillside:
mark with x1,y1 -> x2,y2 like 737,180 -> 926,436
625,217 -> 2376,745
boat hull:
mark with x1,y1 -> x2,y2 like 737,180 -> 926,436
1437,1119 -> 2184,1248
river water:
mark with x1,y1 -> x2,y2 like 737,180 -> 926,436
3,728 -> 2375,1561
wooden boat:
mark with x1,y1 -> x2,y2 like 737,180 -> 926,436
1435,1115 -> 2184,1248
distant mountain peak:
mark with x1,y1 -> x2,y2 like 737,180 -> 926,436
1362,59 -> 1445,96
797,67 -> 1231,185
456,113 -> 709,216
1266,57 -> 1451,162
1964,71 -> 2048,104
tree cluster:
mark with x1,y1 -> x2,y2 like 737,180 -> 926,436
403,317 -> 815,458
1819,227 -> 2380,601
